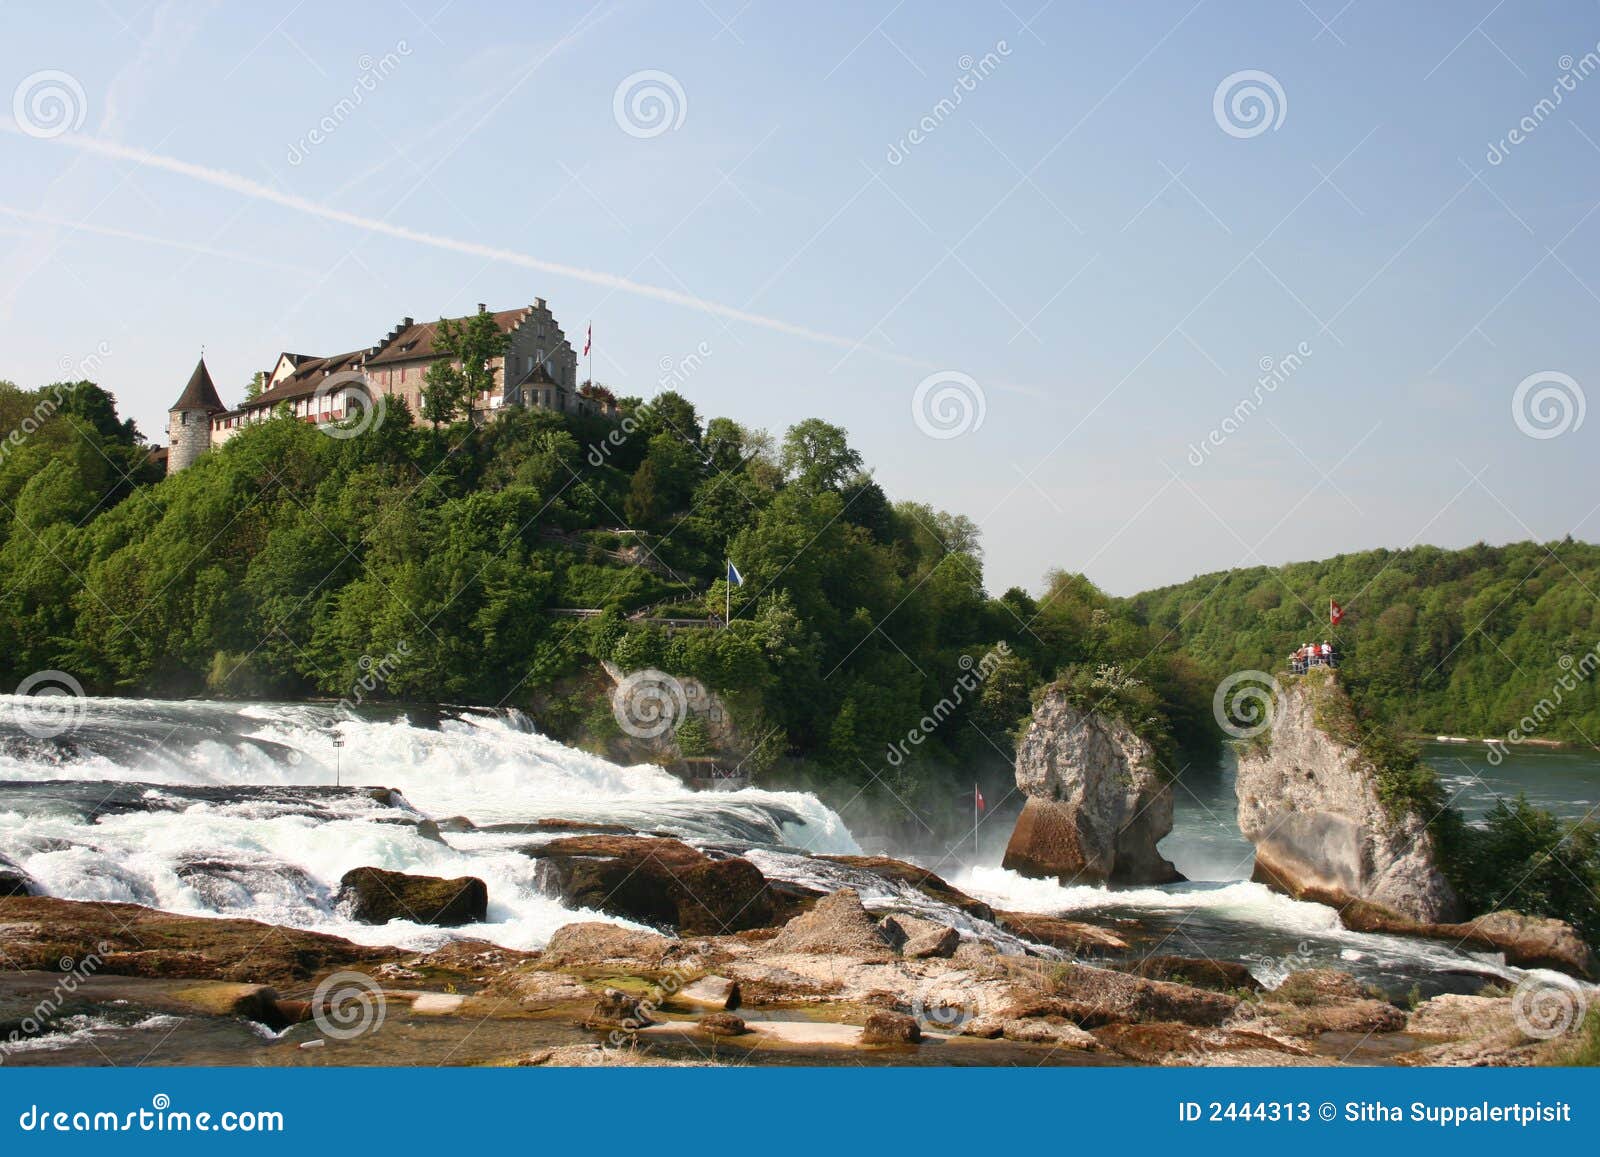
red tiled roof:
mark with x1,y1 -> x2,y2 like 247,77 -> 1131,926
365,308 -> 527,366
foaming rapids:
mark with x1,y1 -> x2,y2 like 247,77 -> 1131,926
0,695 -> 853,951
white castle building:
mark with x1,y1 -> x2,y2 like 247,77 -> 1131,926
166,298 -> 610,474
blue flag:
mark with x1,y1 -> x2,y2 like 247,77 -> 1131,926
726,562 -> 744,586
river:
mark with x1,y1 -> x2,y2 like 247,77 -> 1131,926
1,695 -> 1594,1008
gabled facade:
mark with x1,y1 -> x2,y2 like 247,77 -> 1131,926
167,297 -> 615,474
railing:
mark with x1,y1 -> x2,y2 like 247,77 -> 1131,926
1290,653 -> 1340,675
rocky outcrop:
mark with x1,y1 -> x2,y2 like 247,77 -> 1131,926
0,856 -> 37,897
0,895 -> 392,983
1001,687 -> 1180,884
767,888 -> 895,961
525,835 -> 775,934
817,855 -> 994,920
336,867 -> 488,927
1234,671 -> 1461,924
1337,903 -> 1594,979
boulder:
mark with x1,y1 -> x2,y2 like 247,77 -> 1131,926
698,1011 -> 749,1037
767,889 -> 895,962
1126,956 -> 1262,992
1234,671 -> 1461,923
1001,688 -> 1180,884
877,914 -> 959,959
588,987 -> 653,1029
678,975 -> 740,1010
1448,911 -> 1594,979
336,867 -> 487,927
537,922 -> 685,969
860,1009 -> 921,1044
999,1018 -> 1097,1049
168,982 -> 290,1029
0,896 -> 391,984
817,855 -> 994,920
995,910 -> 1129,954
526,836 -> 773,934
0,857 -> 37,897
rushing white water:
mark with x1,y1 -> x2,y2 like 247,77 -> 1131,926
0,696 -> 853,952
0,694 -> 1592,1000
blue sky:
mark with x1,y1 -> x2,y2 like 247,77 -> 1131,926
3,0 -> 1598,594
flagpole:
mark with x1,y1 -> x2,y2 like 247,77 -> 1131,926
972,784 -> 979,860
725,563 -> 730,629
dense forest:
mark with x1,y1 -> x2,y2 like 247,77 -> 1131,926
0,377 -> 1210,802
1131,543 -> 1600,746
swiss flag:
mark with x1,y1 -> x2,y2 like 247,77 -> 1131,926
583,323 -> 592,357
974,786 -> 986,812
1330,599 -> 1345,626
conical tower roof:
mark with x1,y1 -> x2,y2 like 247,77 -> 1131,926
169,356 -> 226,414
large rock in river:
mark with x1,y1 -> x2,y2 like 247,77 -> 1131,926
337,867 -> 488,926
1001,687 -> 1180,884
1234,671 -> 1461,924
526,835 -> 774,934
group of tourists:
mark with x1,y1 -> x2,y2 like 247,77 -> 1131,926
1291,641 -> 1338,674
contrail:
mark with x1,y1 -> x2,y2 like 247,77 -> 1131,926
5,126 -> 963,373
0,203 -> 319,276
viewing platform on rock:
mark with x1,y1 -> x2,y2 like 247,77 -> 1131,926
1287,645 -> 1340,676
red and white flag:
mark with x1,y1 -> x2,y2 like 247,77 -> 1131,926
974,786 -> 986,812
583,323 -> 591,357
1330,598 -> 1345,626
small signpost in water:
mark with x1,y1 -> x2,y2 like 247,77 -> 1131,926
331,734 -> 345,787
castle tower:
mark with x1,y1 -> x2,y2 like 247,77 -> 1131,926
166,356 -> 226,474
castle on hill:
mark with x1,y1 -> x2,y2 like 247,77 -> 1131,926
165,298 -> 612,473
